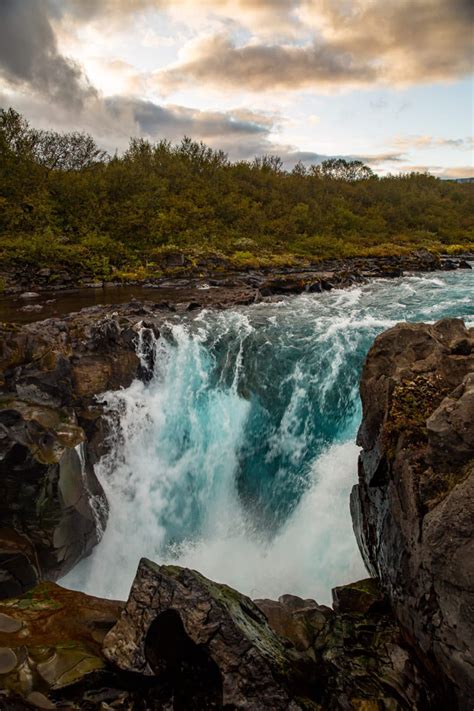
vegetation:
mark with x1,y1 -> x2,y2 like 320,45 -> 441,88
384,374 -> 449,457
0,107 -> 472,281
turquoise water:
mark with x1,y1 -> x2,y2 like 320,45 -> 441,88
63,269 -> 474,603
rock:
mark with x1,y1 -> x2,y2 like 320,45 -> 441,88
442,259 -> 458,270
37,269 -> 51,279
0,568 -> 452,710
20,304 -> 43,313
332,578 -> 388,614
351,318 -> 474,708
254,596 -> 328,655
0,401 -> 108,596
458,259 -> 472,269
0,647 -> 17,673
0,581 -> 122,708
0,311 -> 160,596
26,692 -> 56,709
0,613 -> 21,633
103,559 -> 310,709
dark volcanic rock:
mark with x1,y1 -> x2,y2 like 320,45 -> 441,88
0,311 -> 161,598
0,400 -> 107,596
0,581 -> 122,708
0,570 -> 452,709
103,559 -> 309,709
351,318 -> 474,708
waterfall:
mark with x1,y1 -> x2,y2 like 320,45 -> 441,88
63,269 -> 473,604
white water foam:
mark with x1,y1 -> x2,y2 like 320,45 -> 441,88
62,269 -> 473,604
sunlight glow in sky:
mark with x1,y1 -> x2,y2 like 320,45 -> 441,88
0,0 -> 472,176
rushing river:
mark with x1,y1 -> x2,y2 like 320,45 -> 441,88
63,270 -> 474,604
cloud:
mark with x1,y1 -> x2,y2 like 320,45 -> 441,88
105,97 -> 270,142
157,0 -> 473,92
284,150 -> 406,168
1,86 -> 280,158
392,135 -> 474,151
54,0 -> 300,34
0,0 -> 94,108
398,165 -> 474,179
157,33 -> 377,93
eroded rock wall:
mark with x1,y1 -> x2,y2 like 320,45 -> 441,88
351,318 -> 474,708
0,307 -> 160,596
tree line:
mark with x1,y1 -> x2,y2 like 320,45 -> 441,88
0,107 -> 472,280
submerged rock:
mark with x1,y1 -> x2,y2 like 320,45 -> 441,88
352,318 -> 474,708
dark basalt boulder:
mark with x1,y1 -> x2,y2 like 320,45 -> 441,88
0,569 -> 453,709
102,559 -> 310,709
351,318 -> 474,709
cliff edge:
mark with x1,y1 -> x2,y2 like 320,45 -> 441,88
352,318 -> 474,708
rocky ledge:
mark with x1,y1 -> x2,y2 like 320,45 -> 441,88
1,250 -> 472,308
0,306 -> 163,595
0,561 -> 450,710
352,318 -> 474,709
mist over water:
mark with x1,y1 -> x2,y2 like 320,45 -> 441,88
63,270 -> 474,604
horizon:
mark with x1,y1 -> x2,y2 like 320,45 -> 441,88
0,0 -> 473,178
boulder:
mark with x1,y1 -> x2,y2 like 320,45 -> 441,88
103,559 -> 309,709
0,569 -> 452,709
0,582 -> 122,707
351,318 -> 474,708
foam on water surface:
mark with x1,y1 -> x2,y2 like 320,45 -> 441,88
63,270 -> 474,604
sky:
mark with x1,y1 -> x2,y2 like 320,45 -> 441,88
0,0 -> 473,177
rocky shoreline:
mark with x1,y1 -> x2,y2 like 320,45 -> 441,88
1,251 -> 472,318
0,272 -> 473,707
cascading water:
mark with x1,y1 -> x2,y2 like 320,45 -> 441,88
63,269 -> 474,604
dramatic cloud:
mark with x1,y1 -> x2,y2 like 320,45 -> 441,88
53,0 -> 299,33
157,0 -> 473,92
158,34 -> 376,93
104,97 -> 271,143
0,0 -> 94,108
0,87 -> 281,158
0,0 -> 471,175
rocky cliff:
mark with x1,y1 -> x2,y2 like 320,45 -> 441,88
0,305 -> 161,596
352,318 -> 474,709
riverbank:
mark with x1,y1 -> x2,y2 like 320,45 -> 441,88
1,250 -> 472,324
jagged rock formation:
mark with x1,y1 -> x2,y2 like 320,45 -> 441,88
0,563 -> 448,710
0,309 -> 160,597
103,559 -> 310,709
351,318 -> 474,709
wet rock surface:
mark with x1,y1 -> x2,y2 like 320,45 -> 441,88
352,318 -> 474,709
0,567 -> 449,710
0,309 -> 162,598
